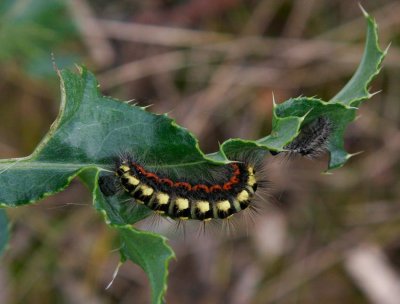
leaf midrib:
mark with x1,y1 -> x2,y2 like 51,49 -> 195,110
0,160 -> 100,171
0,159 -> 213,172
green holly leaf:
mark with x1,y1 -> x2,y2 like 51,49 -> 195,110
215,9 -> 386,170
330,7 -> 388,106
119,226 -> 175,304
0,9 -> 386,304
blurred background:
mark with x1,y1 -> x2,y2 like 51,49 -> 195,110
1,0 -> 400,303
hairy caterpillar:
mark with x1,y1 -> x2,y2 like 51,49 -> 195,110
99,153 -> 265,222
271,117 -> 333,157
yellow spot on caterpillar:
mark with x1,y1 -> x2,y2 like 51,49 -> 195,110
246,185 -> 255,195
237,190 -> 249,202
247,175 -> 256,186
227,214 -> 234,219
203,218 -> 212,222
140,185 -> 154,196
156,193 -> 169,205
120,165 -> 130,173
216,200 -> 231,212
125,175 -> 140,186
248,166 -> 255,175
155,210 -> 165,214
176,198 -> 189,210
179,217 -> 189,220
136,200 -> 144,205
196,201 -> 210,213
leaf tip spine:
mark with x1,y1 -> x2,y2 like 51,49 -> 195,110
271,92 -> 277,108
368,90 -> 382,99
347,151 -> 364,160
105,261 -> 123,290
383,42 -> 391,56
358,3 -> 369,18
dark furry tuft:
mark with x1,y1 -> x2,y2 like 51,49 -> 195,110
283,117 -> 333,158
98,174 -> 119,196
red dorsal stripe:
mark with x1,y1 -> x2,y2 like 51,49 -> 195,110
210,185 -> 222,192
223,182 -> 232,190
128,162 -> 244,193
174,182 -> 192,191
192,184 -> 210,193
145,172 -> 159,182
160,178 -> 174,187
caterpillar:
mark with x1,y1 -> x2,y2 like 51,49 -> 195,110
271,116 -> 333,158
99,153 -> 265,222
